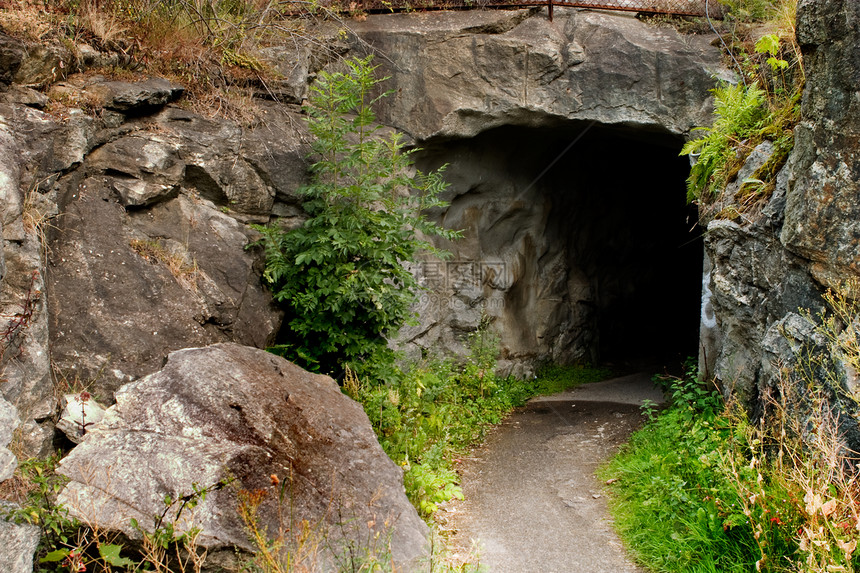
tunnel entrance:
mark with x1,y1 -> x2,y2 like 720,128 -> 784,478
412,121 -> 702,372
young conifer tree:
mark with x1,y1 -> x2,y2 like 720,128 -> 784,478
254,56 -> 460,382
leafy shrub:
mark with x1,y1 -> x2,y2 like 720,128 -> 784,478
681,82 -> 768,202
254,56 -> 460,381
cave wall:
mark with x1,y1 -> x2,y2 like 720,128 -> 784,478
408,125 -> 701,374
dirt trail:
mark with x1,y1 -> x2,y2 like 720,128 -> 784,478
440,373 -> 663,573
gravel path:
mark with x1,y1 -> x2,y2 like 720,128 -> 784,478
439,373 -> 664,572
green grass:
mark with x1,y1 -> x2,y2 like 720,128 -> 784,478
346,331 -> 610,518
599,370 -> 804,573
601,405 -> 762,572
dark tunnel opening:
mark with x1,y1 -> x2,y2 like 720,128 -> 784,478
415,121 -> 703,370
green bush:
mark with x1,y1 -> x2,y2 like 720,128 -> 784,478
253,56 -> 460,381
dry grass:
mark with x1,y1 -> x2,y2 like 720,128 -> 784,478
0,0 -> 63,42
0,0 -> 348,119
130,238 -> 201,292
720,280 -> 860,572
238,488 -> 325,573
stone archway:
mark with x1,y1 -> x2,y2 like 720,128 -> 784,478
409,122 -> 702,373
348,7 -> 726,373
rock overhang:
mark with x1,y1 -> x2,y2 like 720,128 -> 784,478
346,8 -> 728,142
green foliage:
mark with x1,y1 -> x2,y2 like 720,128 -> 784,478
756,34 -> 789,72
346,327 -> 609,518
603,331 -> 860,573
8,456 -> 80,571
254,55 -> 460,381
658,359 -> 723,419
681,82 -> 768,202
601,375 -> 770,572
683,0 -> 803,207
718,0 -> 773,20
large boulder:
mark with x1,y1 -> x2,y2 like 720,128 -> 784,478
57,343 -> 429,570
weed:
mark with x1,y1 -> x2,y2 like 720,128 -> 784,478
684,0 -> 803,214
604,282 -> 860,573
639,398 -> 658,421
0,270 -> 42,366
345,323 -> 609,519
127,480 -> 228,573
130,238 -> 200,292
7,456 -> 77,546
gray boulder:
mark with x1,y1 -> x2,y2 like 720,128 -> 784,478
0,505 -> 40,573
57,343 -> 428,570
82,77 -> 185,112
48,183 -> 283,401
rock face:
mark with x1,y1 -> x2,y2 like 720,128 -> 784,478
348,9 -> 724,140
0,60 -> 305,451
345,9 -> 723,371
700,0 -> 860,411
57,343 -> 429,570
0,504 -> 41,573
41,84 -> 305,403
704,208 -> 822,402
0,399 -> 20,481
781,0 -> 860,289
0,98 -> 60,455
